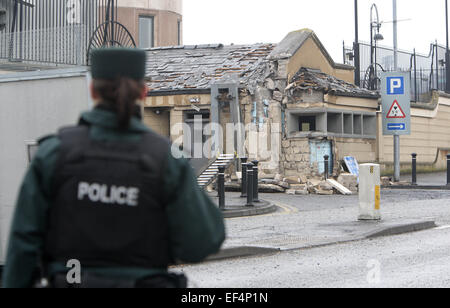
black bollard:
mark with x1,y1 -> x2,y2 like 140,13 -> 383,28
411,153 -> 417,186
246,163 -> 254,207
218,166 -> 225,210
240,157 -> 248,198
252,160 -> 260,202
324,155 -> 330,180
447,155 -> 450,186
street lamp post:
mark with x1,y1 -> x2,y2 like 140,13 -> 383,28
370,3 -> 384,90
354,0 -> 361,87
446,0 -> 450,93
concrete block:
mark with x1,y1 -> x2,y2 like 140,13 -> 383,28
259,184 -> 286,193
299,174 -> 308,184
327,179 -> 353,195
318,181 -> 333,191
259,173 -> 276,180
381,177 -> 391,186
315,189 -> 334,195
277,181 -> 291,189
284,176 -> 301,184
295,189 -> 309,195
307,179 -> 321,187
337,173 -> 357,185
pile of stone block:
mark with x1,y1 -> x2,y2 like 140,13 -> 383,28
336,173 -> 358,194
283,177 -> 334,195
381,177 -> 391,186
224,172 -> 359,196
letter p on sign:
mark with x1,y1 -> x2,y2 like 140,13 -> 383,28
387,77 -> 404,95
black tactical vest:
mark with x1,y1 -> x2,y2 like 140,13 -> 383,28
44,125 -> 172,268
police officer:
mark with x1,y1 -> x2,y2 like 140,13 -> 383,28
2,48 -> 226,288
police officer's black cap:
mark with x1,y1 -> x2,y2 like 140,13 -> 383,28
90,48 -> 146,81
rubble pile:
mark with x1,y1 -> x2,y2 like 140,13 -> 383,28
225,172 -> 359,196
337,173 -> 358,194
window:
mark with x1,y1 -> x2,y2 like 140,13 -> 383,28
327,112 -> 343,134
287,109 -> 376,138
177,20 -> 182,45
139,16 -> 154,48
298,116 -> 316,132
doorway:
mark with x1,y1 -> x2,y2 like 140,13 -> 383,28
184,110 -> 211,159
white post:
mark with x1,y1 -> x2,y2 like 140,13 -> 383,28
358,164 -> 381,220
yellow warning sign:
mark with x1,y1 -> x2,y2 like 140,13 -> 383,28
375,185 -> 381,210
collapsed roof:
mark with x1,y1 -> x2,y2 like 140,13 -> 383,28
288,68 -> 379,98
146,43 -> 275,94
144,29 -> 377,99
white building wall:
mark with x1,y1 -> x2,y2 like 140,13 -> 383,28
0,68 -> 92,264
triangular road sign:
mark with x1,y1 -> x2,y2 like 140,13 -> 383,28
386,100 -> 406,118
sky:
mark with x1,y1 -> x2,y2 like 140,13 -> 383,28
183,0 -> 447,63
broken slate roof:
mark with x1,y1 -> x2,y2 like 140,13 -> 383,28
288,68 -> 379,98
145,43 -> 275,93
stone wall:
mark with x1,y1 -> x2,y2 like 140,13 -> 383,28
255,39 -> 378,180
281,139 -> 311,177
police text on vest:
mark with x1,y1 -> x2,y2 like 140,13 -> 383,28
78,182 -> 139,207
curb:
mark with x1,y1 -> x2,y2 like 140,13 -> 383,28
382,185 -> 450,190
364,220 -> 437,239
206,247 -> 280,262
221,200 -> 278,218
209,220 -> 437,262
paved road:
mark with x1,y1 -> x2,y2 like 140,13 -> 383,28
179,225 -> 450,288
176,187 -> 450,288
260,189 -> 450,212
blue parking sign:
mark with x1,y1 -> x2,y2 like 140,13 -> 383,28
381,72 -> 411,136
387,77 -> 405,95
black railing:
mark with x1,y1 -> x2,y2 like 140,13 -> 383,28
0,0 -> 117,66
344,42 -> 448,102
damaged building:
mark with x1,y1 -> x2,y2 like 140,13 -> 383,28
143,29 -> 379,180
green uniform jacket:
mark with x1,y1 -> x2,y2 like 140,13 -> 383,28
2,107 -> 226,288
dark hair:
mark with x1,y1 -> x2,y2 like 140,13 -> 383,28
92,77 -> 145,129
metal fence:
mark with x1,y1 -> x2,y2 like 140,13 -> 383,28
344,42 -> 447,102
0,0 -> 117,66
1,25 -> 88,65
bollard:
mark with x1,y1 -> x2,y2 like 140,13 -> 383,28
240,157 -> 248,198
447,155 -> 450,186
252,160 -> 260,203
411,153 -> 417,186
218,166 -> 225,210
324,155 -> 330,180
358,164 -> 381,221
246,163 -> 254,207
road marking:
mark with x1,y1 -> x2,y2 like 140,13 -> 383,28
226,201 -> 299,221
434,225 -> 450,230
274,201 -> 300,215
